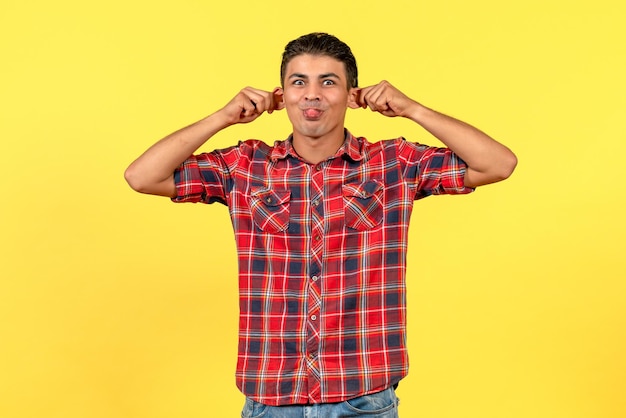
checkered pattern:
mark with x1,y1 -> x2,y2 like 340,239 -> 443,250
172,131 -> 472,405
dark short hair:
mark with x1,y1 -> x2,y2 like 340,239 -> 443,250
280,32 -> 358,89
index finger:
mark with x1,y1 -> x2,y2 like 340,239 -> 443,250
270,87 -> 284,113
354,86 -> 373,108
245,88 -> 270,108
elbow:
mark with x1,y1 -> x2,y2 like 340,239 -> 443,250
124,163 -> 177,197
504,150 -> 518,179
124,164 -> 147,193
466,150 -> 518,188
497,151 -> 518,181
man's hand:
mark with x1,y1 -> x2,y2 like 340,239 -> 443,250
351,80 -> 418,118
219,87 -> 285,126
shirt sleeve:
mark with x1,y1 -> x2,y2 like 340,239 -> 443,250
171,150 -> 232,205
396,138 -> 474,199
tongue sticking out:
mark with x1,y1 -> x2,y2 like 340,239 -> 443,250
303,108 -> 323,119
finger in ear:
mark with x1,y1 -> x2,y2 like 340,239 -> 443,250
348,88 -> 362,109
272,87 -> 285,111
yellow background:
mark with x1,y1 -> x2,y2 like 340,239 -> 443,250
1,0 -> 624,417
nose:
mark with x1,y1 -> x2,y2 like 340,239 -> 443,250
304,84 -> 321,101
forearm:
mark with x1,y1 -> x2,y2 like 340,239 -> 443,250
124,111 -> 231,197
407,103 -> 517,187
125,86 -> 282,197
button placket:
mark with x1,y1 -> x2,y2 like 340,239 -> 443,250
306,164 -> 325,389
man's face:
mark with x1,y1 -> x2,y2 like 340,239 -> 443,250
279,54 -> 357,142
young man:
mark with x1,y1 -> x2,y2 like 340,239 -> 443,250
125,33 -> 517,418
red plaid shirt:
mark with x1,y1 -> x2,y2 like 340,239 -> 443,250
173,130 -> 472,405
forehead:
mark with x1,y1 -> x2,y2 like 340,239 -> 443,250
285,54 -> 347,79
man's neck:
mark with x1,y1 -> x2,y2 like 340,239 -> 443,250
291,130 -> 346,165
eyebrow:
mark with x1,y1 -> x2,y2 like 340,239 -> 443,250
288,72 -> 342,80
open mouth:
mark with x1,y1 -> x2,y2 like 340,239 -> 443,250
302,108 -> 324,120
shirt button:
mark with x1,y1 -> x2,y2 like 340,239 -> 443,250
315,165 -> 322,171
314,235 -> 321,241
312,275 -> 318,281
312,199 -> 319,207
311,315 -> 317,321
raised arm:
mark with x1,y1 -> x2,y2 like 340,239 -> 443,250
352,81 -> 517,188
124,87 -> 284,197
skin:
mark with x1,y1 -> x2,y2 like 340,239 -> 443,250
124,54 -> 517,197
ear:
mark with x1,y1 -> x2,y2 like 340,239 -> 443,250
273,87 -> 285,111
347,87 -> 361,109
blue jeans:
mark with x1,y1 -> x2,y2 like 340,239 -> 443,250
241,386 -> 399,418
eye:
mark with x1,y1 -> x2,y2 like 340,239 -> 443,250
293,79 -> 304,86
322,79 -> 335,86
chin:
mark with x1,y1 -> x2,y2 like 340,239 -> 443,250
292,122 -> 325,138
296,129 -> 324,139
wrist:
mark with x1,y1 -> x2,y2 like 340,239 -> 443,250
405,101 -> 429,123
404,100 -> 428,123
207,109 -> 236,130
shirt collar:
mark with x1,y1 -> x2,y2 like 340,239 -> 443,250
270,129 -> 364,163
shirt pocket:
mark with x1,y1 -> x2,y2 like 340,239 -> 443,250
250,188 -> 291,233
342,179 -> 384,231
